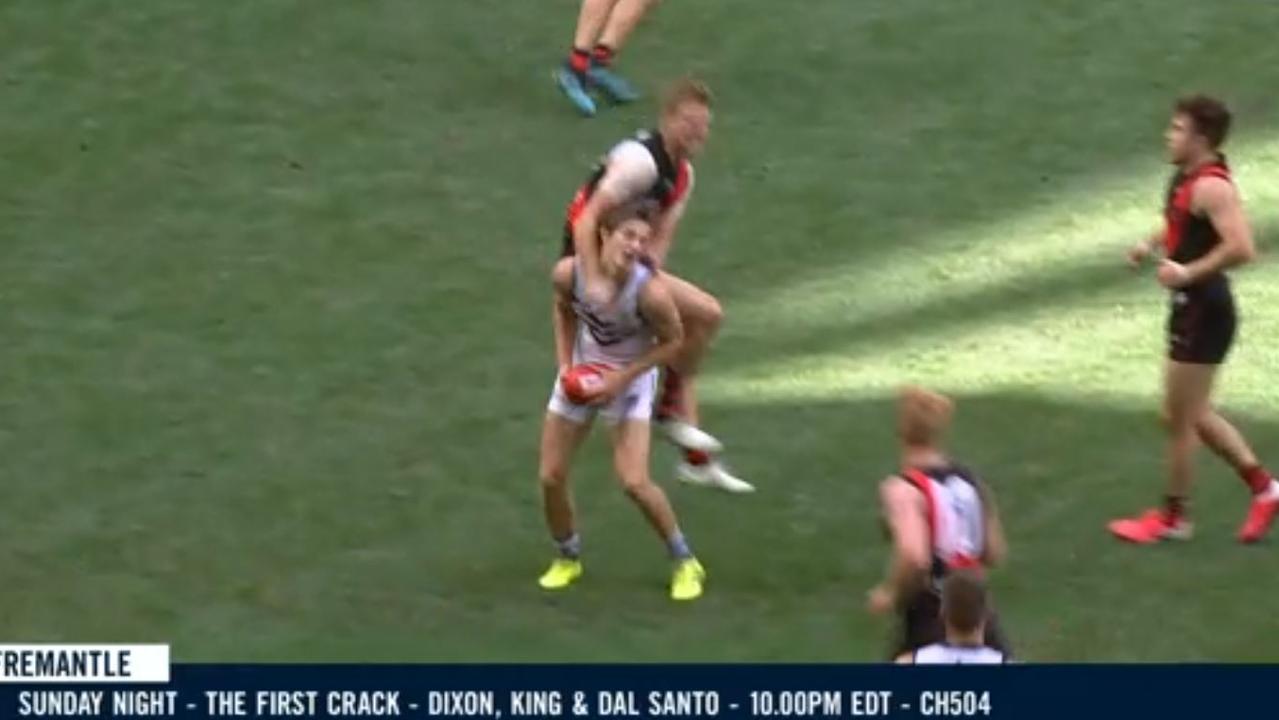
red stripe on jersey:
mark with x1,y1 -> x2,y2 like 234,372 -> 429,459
566,185 -> 590,228
902,468 -> 939,550
663,160 -> 692,209
1164,164 -> 1232,256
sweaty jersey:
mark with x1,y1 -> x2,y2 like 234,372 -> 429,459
911,643 -> 1006,665
569,259 -> 655,367
1163,157 -> 1233,297
900,465 -> 988,592
561,129 -> 693,256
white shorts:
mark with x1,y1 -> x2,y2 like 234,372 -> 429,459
546,367 -> 658,425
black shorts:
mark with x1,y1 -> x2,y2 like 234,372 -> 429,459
892,590 -> 1012,659
1168,288 -> 1236,365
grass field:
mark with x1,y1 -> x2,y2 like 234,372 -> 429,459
3,0 -> 1279,661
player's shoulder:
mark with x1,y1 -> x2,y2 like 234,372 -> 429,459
1192,173 -> 1238,208
603,136 -> 660,181
609,133 -> 659,161
880,473 -> 919,503
551,256 -> 576,289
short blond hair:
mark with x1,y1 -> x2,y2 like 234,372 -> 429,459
898,385 -> 954,446
662,77 -> 713,116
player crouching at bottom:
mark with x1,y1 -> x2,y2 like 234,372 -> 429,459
897,571 -> 1009,664
537,200 -> 705,601
869,387 -> 1012,658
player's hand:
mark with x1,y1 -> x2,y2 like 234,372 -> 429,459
1126,241 -> 1153,268
583,370 -> 627,406
1156,259 -> 1191,289
866,584 -> 896,615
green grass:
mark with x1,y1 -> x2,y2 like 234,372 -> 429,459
2,0 -> 1279,661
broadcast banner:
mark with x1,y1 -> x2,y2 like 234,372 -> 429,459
0,648 -> 1271,719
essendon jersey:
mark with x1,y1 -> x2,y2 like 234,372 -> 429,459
561,129 -> 693,256
900,465 -> 987,591
1164,158 -> 1233,293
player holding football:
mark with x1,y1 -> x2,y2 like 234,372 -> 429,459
896,571 -> 1009,665
538,200 -> 706,601
869,387 -> 1011,658
1109,95 -> 1279,545
553,0 -> 656,117
563,78 -> 753,494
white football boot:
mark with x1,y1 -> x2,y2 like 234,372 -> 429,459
656,417 -> 723,454
676,460 -> 755,494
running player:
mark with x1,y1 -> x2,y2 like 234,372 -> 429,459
553,0 -> 656,117
562,78 -> 753,494
868,387 -> 1011,658
1109,95 -> 1279,545
896,571 -> 1009,664
537,200 -> 706,601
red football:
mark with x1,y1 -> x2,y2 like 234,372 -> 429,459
560,363 -> 609,404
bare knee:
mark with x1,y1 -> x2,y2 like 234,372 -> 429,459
684,296 -> 724,341
539,463 -> 569,490
617,471 -> 654,500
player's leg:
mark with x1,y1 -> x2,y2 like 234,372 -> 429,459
1108,359 -> 1211,543
586,0 -> 658,103
892,591 -> 943,660
1197,411 -> 1279,539
536,394 -> 593,589
653,271 -> 720,436
1187,302 -> 1279,541
554,0 -> 618,116
1163,360 -> 1216,521
656,271 -> 755,493
610,417 -> 705,600
1195,410 -> 1274,485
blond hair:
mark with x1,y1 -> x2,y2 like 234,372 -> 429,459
898,385 -> 954,446
662,77 -> 713,116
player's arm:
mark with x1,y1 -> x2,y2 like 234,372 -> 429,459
975,480 -> 1007,567
573,144 -> 659,300
871,476 -> 931,609
589,277 -> 684,403
1129,227 -> 1164,263
646,167 -> 694,268
893,652 -> 915,665
551,258 -> 577,373
1182,177 -> 1257,280
623,278 -> 685,381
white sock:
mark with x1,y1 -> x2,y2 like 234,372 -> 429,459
1263,479 -> 1279,501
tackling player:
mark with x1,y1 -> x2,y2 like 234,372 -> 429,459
869,387 -> 1011,658
562,78 -> 753,494
537,200 -> 706,601
1109,95 -> 1279,545
553,0 -> 656,117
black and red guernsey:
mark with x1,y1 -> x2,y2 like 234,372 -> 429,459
1163,157 -> 1233,295
560,129 -> 692,257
